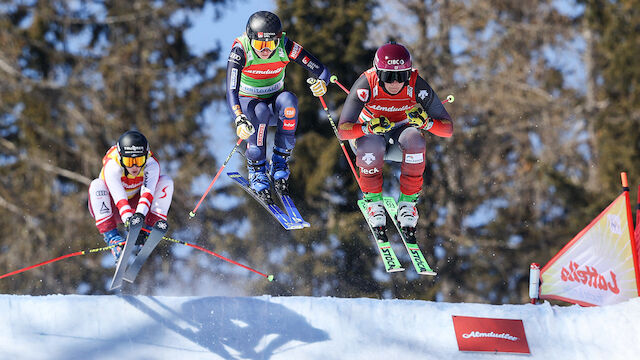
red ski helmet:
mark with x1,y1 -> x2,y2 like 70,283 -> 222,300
374,42 -> 412,83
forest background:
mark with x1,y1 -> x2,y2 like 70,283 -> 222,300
1,0 -> 639,304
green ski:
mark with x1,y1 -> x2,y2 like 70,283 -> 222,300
358,199 -> 404,273
383,196 -> 436,276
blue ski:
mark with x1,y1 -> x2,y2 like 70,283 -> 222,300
228,172 -> 305,230
270,175 -> 310,227
267,162 -> 310,227
278,192 -> 310,227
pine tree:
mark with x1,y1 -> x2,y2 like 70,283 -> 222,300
231,0 -> 386,298
0,0 -> 233,294
360,0 -> 601,303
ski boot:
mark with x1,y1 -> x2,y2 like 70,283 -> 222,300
269,146 -> 292,194
397,193 -> 419,244
363,192 -> 386,238
248,159 -> 273,203
103,228 -> 125,261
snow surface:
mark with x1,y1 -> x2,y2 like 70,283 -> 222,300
1,294 -> 638,359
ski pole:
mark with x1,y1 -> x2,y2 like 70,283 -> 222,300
308,77 -> 362,188
160,234 -> 274,281
0,244 -> 116,280
1,234 -> 275,282
330,75 -> 455,105
330,75 -> 350,94
189,137 -> 243,218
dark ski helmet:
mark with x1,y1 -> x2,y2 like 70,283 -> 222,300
246,11 -> 282,42
374,42 -> 412,83
117,130 -> 149,167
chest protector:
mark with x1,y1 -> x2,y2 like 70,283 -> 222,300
361,67 -> 419,123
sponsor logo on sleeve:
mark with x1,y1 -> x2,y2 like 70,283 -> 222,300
357,89 -> 369,102
301,56 -> 320,70
228,52 -> 241,63
418,89 -> 429,100
230,68 -> 238,90
289,42 -> 303,59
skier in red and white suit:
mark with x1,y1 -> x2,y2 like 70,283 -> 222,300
337,42 -> 453,235
87,130 -> 173,260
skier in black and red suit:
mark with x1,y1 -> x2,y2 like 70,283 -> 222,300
337,42 -> 453,239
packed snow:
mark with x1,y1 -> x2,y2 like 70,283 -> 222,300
1,294 -> 638,359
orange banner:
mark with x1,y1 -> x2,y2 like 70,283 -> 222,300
540,190 -> 640,306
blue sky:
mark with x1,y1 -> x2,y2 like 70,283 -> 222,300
184,0 -> 275,59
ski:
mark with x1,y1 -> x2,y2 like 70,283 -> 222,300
357,199 -> 404,273
109,214 -> 144,290
272,178 -> 310,227
122,220 -> 168,284
227,172 -> 305,230
278,192 -> 310,227
383,196 -> 436,276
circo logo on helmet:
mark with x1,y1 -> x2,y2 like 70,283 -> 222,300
387,59 -> 405,65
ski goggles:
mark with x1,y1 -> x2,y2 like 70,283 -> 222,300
251,38 -> 279,51
121,155 -> 147,167
377,69 -> 411,83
